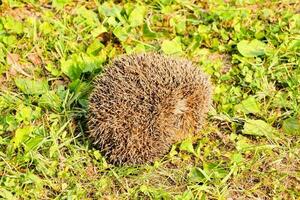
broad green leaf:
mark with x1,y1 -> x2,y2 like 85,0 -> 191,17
231,153 -> 244,164
125,43 -> 146,54
132,43 -> 146,53
39,91 -> 62,111
52,0 -> 70,9
98,3 -> 125,26
76,6 -> 99,25
128,5 -> 146,27
113,26 -> 130,42
161,37 -> 183,55
45,63 -> 61,77
243,119 -> 277,138
25,136 -> 44,153
91,24 -> 107,38
12,126 -> 33,149
26,173 -> 44,190
86,40 -> 104,55
32,107 -> 42,120
39,22 -> 53,35
98,2 -> 123,18
61,57 -> 82,80
139,185 -> 170,199
203,162 -> 228,179
159,0 -> 174,5
15,106 -> 36,123
188,167 -> 209,183
236,135 -> 276,151
143,23 -> 157,38
236,136 -> 253,151
237,39 -> 267,57
15,78 -> 49,95
174,190 -> 193,200
0,188 -> 15,200
170,15 -> 186,34
282,118 -> 300,136
179,138 -> 195,155
5,115 -> 18,132
3,16 -> 23,34
87,40 -> 104,55
2,35 -> 17,46
106,16 -> 119,27
235,96 -> 260,114
61,53 -> 104,80
288,39 -> 300,50
80,54 -> 104,73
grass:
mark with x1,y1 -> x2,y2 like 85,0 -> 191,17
0,0 -> 300,199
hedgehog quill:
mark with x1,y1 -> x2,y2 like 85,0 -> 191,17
88,53 -> 212,165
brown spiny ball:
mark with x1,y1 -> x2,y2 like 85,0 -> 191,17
88,53 -> 212,165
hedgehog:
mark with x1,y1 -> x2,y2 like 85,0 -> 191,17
87,53 -> 212,165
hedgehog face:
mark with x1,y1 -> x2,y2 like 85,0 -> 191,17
88,53 -> 212,165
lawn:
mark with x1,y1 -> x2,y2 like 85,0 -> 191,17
0,0 -> 299,199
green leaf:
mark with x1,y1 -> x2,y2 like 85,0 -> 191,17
203,162 -> 228,180
76,6 -> 99,25
5,115 -> 18,132
87,40 -> 104,55
39,22 -> 53,35
161,37 -> 183,55
3,16 -> 23,34
143,23 -> 157,38
98,2 -> 123,22
93,150 -> 102,160
61,58 -> 82,80
15,79 -> 49,95
170,15 -> 186,34
16,106 -> 33,123
174,190 -> 193,200
0,188 -> 15,200
282,118 -> 300,136
1,35 -> 17,46
52,0 -> 71,9
61,53 -> 105,80
237,39 -> 267,57
128,5 -> 146,27
179,138 -> 195,155
68,79 -> 91,108
113,26 -> 130,42
243,119 -> 278,138
91,24 -> 107,38
45,63 -> 61,77
12,126 -> 33,149
236,136 -> 253,151
188,167 -> 209,183
125,43 -> 146,54
25,136 -> 44,153
235,96 -> 260,114
39,91 -> 62,111
168,145 -> 178,157
231,153 -> 244,164
80,54 -> 104,73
